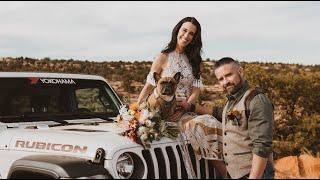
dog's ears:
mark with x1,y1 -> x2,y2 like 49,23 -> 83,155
153,72 -> 161,84
173,72 -> 181,83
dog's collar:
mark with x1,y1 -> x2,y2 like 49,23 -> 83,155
153,88 -> 175,102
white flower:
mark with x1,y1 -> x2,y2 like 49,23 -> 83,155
140,109 -> 149,120
140,134 -> 148,141
119,105 -> 128,115
122,114 -> 134,122
138,109 -> 149,124
138,126 -> 148,135
145,120 -> 155,128
118,105 -> 134,122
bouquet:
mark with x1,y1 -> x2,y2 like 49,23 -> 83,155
116,102 -> 180,148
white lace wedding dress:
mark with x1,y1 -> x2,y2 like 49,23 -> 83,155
146,51 -> 223,165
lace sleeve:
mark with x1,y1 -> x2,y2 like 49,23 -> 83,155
192,77 -> 203,88
146,71 -> 156,86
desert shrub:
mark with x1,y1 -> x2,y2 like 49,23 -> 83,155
1,57 -> 319,159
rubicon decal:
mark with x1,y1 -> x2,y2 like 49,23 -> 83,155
15,140 -> 87,154
40,78 -> 76,85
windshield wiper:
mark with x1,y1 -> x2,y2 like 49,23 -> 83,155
70,112 -> 115,121
47,112 -> 115,127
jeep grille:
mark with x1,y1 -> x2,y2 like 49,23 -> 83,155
142,144 -> 220,179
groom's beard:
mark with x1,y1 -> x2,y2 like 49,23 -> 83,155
224,75 -> 244,95
224,82 -> 236,94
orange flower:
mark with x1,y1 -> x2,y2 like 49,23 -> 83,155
227,108 -> 242,126
129,102 -> 139,111
134,111 -> 141,120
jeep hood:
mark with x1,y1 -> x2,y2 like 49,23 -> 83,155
2,121 -> 177,160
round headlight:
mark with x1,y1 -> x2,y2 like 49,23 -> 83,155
116,153 -> 134,179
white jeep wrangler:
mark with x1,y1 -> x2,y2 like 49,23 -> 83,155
0,72 -> 219,179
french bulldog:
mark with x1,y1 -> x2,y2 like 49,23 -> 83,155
146,72 -> 181,120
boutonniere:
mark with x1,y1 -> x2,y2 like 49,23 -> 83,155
227,108 -> 242,126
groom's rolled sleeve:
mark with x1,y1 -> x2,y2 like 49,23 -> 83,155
248,94 -> 274,158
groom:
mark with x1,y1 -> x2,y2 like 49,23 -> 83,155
212,57 -> 275,179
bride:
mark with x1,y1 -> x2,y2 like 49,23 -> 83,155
137,17 -> 226,177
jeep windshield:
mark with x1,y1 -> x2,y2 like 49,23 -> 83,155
0,77 -> 121,123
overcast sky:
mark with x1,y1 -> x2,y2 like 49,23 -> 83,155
0,1 -> 319,65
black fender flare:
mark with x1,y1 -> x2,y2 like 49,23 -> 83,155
7,155 -> 113,179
